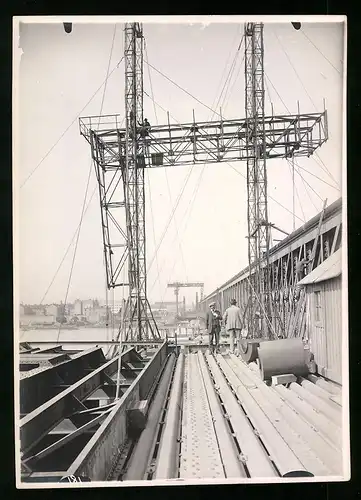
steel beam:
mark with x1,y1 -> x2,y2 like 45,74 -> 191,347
299,377 -> 342,411
124,353 -> 175,480
289,382 -> 342,426
307,374 -> 342,395
227,354 -> 331,476
20,353 -> 71,365
79,111 -> 327,166
21,471 -> 66,483
126,350 -> 171,435
274,384 -> 342,450
180,343 -> 231,354
23,410 -> 112,468
197,352 -> 246,478
154,352 -> 185,479
216,354 -> 306,476
206,353 -> 276,477
25,340 -> 165,346
178,353 -> 225,479
65,341 -> 167,480
20,347 -> 134,453
235,354 -> 341,475
20,347 -> 105,415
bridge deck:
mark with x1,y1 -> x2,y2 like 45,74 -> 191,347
175,351 -> 342,479
19,344 -> 344,483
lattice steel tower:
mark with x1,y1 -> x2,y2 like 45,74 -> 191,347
122,23 -> 159,342
245,23 -> 272,338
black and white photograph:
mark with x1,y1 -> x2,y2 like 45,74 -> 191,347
13,15 -> 349,487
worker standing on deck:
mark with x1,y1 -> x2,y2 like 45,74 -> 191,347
223,299 -> 243,353
206,302 -> 222,353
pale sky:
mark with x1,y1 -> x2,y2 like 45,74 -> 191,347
16,18 -> 345,307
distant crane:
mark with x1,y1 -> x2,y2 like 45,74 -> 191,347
167,282 -> 204,317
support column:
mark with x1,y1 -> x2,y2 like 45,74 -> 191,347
123,23 -> 159,342
245,23 -> 271,339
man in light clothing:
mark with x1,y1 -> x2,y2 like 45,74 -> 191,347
223,299 -> 243,353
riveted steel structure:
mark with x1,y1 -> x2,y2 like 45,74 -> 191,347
122,23 -> 160,342
88,22 -> 160,343
79,22 -> 328,344
202,198 -> 342,341
245,23 -> 272,339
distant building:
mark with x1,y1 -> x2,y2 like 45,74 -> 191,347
73,299 -> 83,316
153,301 -> 178,313
32,306 -> 46,316
152,308 -> 168,320
23,305 -> 35,315
102,300 -> 126,316
57,303 -> 66,316
83,300 -> 93,319
82,299 -> 93,310
64,303 -> 73,316
88,306 -> 108,324
20,304 -> 25,316
45,304 -> 58,317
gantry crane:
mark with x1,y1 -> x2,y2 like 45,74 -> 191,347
79,20 -> 327,345
167,282 -> 204,317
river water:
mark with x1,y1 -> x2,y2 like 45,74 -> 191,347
19,326 -> 223,354
19,327 -> 115,352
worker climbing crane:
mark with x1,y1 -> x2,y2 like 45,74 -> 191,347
79,20 -> 328,346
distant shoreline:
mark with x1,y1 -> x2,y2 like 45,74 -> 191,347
19,324 -> 114,331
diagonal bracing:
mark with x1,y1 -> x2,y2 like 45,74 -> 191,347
79,22 -> 328,341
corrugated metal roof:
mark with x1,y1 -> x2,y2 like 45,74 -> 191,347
298,248 -> 342,286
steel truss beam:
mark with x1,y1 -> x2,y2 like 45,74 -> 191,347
81,107 -> 327,337
80,111 -> 327,168
20,347 -> 141,455
90,126 -> 128,290
64,341 -> 168,481
20,347 -> 105,416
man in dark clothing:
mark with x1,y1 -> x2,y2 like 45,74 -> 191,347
140,118 -> 151,137
205,302 -> 222,353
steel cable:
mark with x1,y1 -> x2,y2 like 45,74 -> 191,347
146,35 -> 246,296
145,33 -> 246,279
20,52 -> 125,189
300,28 -> 342,75
56,25 -> 118,342
145,42 -> 188,286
